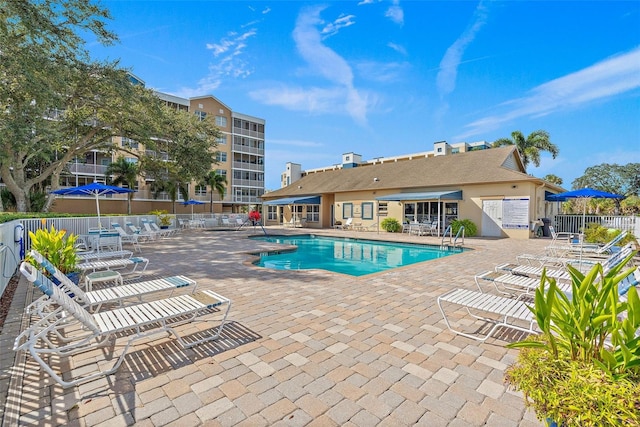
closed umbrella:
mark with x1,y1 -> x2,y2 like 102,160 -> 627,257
52,181 -> 134,228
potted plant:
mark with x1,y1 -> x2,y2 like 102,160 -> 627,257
150,209 -> 173,228
505,253 -> 640,426
27,221 -> 80,283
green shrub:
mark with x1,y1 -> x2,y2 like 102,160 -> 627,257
380,218 -> 402,233
26,220 -> 79,274
583,223 -> 638,246
450,219 -> 477,237
506,253 -> 640,425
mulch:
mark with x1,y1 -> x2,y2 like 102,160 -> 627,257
0,274 -> 20,330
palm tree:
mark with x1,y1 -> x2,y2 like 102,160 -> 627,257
203,171 -> 227,213
106,156 -> 139,214
152,179 -> 188,214
492,130 -> 559,171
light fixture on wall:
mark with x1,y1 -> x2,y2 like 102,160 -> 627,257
297,185 -> 302,189
512,185 -> 517,189
373,177 -> 379,182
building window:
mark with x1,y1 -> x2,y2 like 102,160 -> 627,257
121,137 -> 138,149
195,185 -> 207,196
362,202 -> 374,220
268,205 -> 278,220
215,116 -> 227,127
451,148 -> 460,154
215,169 -> 227,178
195,111 -> 206,121
342,203 -> 353,219
215,152 -> 227,162
306,205 -> 320,222
378,202 -> 388,216
216,136 -> 226,145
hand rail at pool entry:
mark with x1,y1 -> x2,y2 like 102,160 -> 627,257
441,225 -> 464,248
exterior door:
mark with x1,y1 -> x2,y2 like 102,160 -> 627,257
482,199 -> 503,237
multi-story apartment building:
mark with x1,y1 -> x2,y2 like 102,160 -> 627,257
59,77 -> 265,214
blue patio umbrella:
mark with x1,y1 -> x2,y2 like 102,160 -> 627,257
52,182 -> 135,225
182,199 -> 205,216
548,187 -> 624,230
548,187 -> 624,262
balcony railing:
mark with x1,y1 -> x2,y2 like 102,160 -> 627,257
233,161 -> 264,172
232,143 -> 264,156
66,163 -> 109,175
232,179 -> 264,188
233,126 -> 264,139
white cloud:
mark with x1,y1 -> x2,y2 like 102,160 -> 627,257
278,5 -> 370,124
357,60 -> 408,83
387,42 -> 407,56
322,14 -> 356,38
436,1 -> 489,97
457,46 -> 640,139
385,0 -> 404,26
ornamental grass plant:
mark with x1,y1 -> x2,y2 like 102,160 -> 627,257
505,252 -> 640,426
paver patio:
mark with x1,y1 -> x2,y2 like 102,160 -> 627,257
0,227 -> 549,426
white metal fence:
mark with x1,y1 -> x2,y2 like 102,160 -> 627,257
554,214 -> 639,238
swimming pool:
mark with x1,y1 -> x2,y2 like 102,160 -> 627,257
251,234 -> 466,276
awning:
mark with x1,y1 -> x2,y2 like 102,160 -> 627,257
375,190 -> 462,201
262,195 -> 321,205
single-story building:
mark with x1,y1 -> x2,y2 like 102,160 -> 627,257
261,145 -> 564,239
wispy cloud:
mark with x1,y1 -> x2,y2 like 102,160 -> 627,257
322,14 -> 356,38
385,0 -> 404,26
457,46 -> 640,139
436,1 -> 490,98
250,6 -> 370,125
387,42 -> 407,56
357,61 -> 408,83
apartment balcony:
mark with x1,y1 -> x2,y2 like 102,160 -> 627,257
66,163 -> 109,176
232,179 -> 264,188
232,195 -> 262,204
145,150 -> 169,161
232,161 -> 264,172
233,126 -> 264,139
232,142 -> 264,156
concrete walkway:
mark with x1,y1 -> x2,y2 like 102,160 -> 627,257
0,227 -> 550,426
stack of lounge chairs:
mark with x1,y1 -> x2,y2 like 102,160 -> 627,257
438,235 -> 638,342
13,247 -> 232,389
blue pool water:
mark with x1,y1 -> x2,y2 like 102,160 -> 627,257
251,234 -> 466,276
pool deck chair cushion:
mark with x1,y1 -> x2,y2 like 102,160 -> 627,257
15,261 -> 231,389
437,289 -> 537,341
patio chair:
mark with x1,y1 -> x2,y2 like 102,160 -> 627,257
335,218 -> 353,230
77,255 -> 149,276
15,261 -> 231,388
27,250 -> 195,312
547,230 -> 629,257
500,244 -> 634,280
77,249 -> 133,262
437,288 -> 537,341
141,219 -> 163,239
111,223 -> 142,252
149,221 -> 178,237
126,222 -> 155,241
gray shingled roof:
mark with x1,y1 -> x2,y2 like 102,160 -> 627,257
264,146 -> 558,199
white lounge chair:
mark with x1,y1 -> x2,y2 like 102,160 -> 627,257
77,256 -> 149,276
335,218 -> 353,230
149,221 -> 178,237
437,289 -> 537,341
15,261 -> 231,388
141,219 -> 163,239
111,223 -> 142,252
546,230 -> 629,257
126,222 -> 155,241
28,250 -> 196,312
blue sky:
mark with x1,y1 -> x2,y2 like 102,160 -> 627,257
88,1 -> 640,191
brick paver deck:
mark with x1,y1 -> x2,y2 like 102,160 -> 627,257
0,227 -> 549,426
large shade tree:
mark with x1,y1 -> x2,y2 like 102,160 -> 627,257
1,0 -> 222,212
492,130 -> 559,171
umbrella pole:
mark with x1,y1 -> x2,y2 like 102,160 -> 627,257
95,194 -> 101,230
